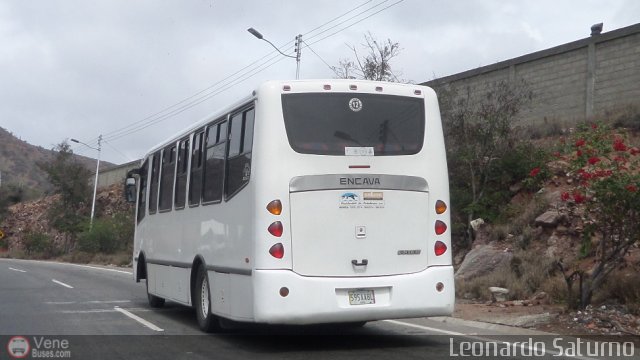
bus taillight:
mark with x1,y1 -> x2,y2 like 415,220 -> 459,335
435,200 -> 447,214
267,200 -> 282,215
268,221 -> 283,237
269,243 -> 285,259
434,241 -> 447,256
435,220 -> 447,235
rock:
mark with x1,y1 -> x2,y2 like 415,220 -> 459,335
556,225 -> 569,235
548,160 -> 570,176
470,218 -> 485,231
530,291 -> 550,305
454,245 -> 514,281
489,287 -> 509,302
535,210 -> 561,227
496,313 -> 553,328
509,182 -> 523,193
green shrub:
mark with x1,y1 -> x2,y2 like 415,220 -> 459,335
24,231 -> 53,257
593,271 -> 640,315
610,105 -> 640,133
455,251 -> 556,301
77,212 -> 134,254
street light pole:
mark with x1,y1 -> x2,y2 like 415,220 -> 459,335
247,27 -> 302,79
71,135 -> 102,230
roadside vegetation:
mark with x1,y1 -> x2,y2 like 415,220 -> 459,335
0,141 -> 133,266
441,79 -> 640,313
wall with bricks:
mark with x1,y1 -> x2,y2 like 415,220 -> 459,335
423,23 -> 640,125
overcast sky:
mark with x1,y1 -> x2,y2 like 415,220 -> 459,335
1,0 -> 638,164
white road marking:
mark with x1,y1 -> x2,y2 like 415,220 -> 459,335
1,258 -> 133,275
8,267 -> 27,273
45,301 -> 76,305
52,279 -> 74,289
383,319 -> 465,336
46,300 -> 132,305
114,306 -> 164,332
65,263 -> 133,275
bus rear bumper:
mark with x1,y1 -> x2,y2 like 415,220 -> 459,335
252,266 -> 454,325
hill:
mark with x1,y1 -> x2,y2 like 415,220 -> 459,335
0,126 -> 113,196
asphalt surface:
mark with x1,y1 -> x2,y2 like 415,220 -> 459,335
1,258 -> 637,360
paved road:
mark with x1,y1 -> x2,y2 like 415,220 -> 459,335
1,258 -> 636,360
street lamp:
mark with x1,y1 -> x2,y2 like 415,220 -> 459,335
70,135 -> 102,230
247,27 -> 302,79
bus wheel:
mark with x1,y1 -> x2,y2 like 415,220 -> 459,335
145,265 -> 165,308
195,265 -> 221,333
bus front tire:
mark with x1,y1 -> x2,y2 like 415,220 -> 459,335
195,265 -> 221,333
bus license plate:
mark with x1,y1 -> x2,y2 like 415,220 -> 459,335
348,289 -> 375,305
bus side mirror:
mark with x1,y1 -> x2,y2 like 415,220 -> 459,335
124,177 -> 136,203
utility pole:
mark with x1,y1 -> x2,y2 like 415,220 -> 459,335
295,34 -> 302,80
248,28 -> 302,79
71,134 -> 102,230
89,135 -> 102,230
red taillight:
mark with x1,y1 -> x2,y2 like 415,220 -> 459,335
266,200 -> 282,215
268,221 -> 283,237
435,200 -> 447,214
434,241 -> 447,256
435,220 -> 447,235
269,243 -> 284,259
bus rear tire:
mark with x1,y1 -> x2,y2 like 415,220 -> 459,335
195,265 -> 221,333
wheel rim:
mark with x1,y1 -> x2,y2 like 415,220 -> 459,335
200,276 -> 210,319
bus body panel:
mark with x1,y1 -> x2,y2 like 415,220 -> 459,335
252,266 -> 454,324
290,188 -> 430,277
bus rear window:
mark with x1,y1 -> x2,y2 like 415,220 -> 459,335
282,93 -> 424,156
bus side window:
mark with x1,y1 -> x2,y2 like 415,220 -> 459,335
189,131 -> 204,206
225,107 -> 254,200
174,138 -> 189,209
137,159 -> 148,223
158,145 -> 176,212
202,120 -> 226,203
148,151 -> 160,214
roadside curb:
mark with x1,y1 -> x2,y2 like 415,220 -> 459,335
429,316 -> 557,335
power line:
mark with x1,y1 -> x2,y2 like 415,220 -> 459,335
102,54 -> 287,143
301,39 -> 341,77
103,139 -> 135,162
307,0 -> 404,46
83,0 -> 400,147
304,0 -> 391,44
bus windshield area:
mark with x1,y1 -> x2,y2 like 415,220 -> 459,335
281,93 -> 425,156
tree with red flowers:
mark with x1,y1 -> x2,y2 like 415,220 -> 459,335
557,122 -> 640,309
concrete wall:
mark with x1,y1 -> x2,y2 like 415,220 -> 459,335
423,23 -> 640,125
96,160 -> 140,189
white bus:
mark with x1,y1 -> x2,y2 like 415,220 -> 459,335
126,79 -> 454,332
